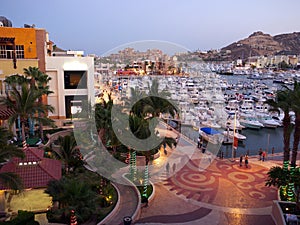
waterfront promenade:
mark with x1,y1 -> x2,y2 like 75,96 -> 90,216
132,126 -> 300,225
34,125 -> 298,225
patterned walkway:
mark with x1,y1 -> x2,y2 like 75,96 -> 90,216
135,128 -> 281,225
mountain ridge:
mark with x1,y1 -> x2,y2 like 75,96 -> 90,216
219,31 -> 300,61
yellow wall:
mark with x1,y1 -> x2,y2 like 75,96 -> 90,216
0,59 -> 39,79
0,27 -> 37,59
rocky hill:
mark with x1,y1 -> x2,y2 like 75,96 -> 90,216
220,31 -> 300,61
273,32 -> 300,55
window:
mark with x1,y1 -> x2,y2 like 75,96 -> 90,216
0,45 -> 24,59
0,45 -> 5,58
16,45 -> 24,58
64,71 -> 87,89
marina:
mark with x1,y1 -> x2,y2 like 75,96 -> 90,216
102,67 -> 299,160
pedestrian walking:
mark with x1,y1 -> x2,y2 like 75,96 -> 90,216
239,155 -> 243,167
175,136 -> 179,147
166,162 -> 170,173
272,147 -> 275,155
219,151 -> 224,159
258,148 -> 263,160
245,155 -> 249,168
262,151 -> 266,161
172,163 -> 176,173
197,136 -> 201,148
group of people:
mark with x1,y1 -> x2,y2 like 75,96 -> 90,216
166,162 -> 176,174
239,154 -> 249,168
258,148 -> 267,161
239,147 -> 271,168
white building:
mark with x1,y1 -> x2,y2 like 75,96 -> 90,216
45,54 -> 95,119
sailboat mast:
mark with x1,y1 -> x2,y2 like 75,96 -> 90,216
231,111 -> 237,160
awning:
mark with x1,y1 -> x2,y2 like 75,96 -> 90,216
0,37 -> 15,43
200,127 -> 220,135
0,104 -> 15,120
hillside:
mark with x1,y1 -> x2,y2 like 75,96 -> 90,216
274,32 -> 300,55
220,31 -> 300,61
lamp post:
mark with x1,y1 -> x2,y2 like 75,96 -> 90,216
296,188 -> 300,211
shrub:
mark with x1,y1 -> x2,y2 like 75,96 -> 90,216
0,210 -> 37,225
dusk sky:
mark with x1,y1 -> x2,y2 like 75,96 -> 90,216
2,0 -> 300,56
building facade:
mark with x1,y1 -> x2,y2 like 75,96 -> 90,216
46,54 -> 95,119
0,26 -> 49,96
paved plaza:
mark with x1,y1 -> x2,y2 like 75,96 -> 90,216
134,127 -> 288,225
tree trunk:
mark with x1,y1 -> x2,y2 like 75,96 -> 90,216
21,122 -> 26,143
112,145 -> 116,154
98,128 -> 106,146
291,114 -> 300,167
282,112 -> 291,168
65,162 -> 69,175
38,98 -> 44,142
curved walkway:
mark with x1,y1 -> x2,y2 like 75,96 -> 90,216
99,175 -> 140,225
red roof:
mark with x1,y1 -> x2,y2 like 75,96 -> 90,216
0,147 -> 62,189
0,104 -> 15,120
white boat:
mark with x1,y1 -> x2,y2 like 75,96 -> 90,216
256,113 -> 281,128
225,100 -> 239,114
224,114 -> 245,131
239,99 -> 254,114
201,120 -> 221,129
199,127 -> 223,145
239,113 -> 264,129
223,130 -> 246,141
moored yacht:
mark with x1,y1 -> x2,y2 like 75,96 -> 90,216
239,113 -> 264,129
256,113 -> 281,128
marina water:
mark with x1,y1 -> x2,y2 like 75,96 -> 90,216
181,125 -> 285,159
181,74 -> 292,159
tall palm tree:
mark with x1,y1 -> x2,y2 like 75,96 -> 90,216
290,81 -> 300,168
266,82 -> 300,201
0,82 -> 54,142
266,85 -> 293,170
3,74 -> 30,138
0,127 -> 24,190
24,66 -> 53,141
95,94 -> 113,146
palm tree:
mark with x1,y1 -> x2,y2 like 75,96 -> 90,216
290,81 -> 300,168
0,127 -> 25,190
2,74 -> 30,138
52,134 -> 83,174
46,176 -> 98,223
23,66 -> 53,141
266,85 -> 293,170
143,79 -> 177,118
266,166 -> 290,188
266,81 -> 300,201
95,94 -> 113,146
0,82 -> 54,142
126,86 -> 146,117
